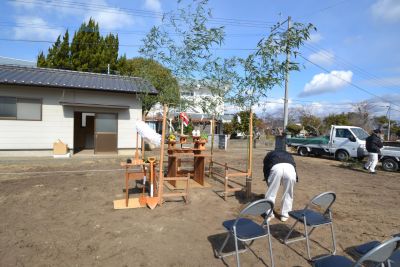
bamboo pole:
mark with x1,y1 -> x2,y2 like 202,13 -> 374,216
209,115 -> 215,180
246,109 -> 253,199
135,132 -> 139,162
157,104 -> 168,205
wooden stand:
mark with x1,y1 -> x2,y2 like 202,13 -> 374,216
167,148 -> 209,186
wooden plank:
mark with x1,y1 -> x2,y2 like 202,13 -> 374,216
227,188 -> 242,192
113,198 -> 143,209
126,172 -> 146,180
163,192 -> 187,197
164,177 -> 190,181
227,166 -> 247,173
211,161 -> 226,167
227,172 -> 248,177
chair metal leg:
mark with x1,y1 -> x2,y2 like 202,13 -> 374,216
234,229 -> 241,267
284,220 -> 299,244
304,217 -> 312,260
330,222 -> 336,255
266,223 -> 275,267
218,232 -> 231,258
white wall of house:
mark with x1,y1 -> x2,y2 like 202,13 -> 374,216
0,85 -> 141,152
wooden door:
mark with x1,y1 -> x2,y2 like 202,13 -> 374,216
94,113 -> 118,153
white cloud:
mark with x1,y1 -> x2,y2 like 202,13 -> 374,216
371,0 -> 400,23
299,70 -> 353,97
308,33 -> 322,43
144,0 -> 162,13
12,0 -> 135,31
308,50 -> 334,66
84,0 -> 135,30
13,16 -> 62,40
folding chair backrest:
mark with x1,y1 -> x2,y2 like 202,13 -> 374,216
354,236 -> 400,266
240,199 -> 274,217
310,192 -> 336,212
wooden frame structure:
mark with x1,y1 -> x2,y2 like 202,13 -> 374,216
209,159 -> 248,201
208,110 -> 254,200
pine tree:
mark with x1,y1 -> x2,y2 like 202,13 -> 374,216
37,51 -> 46,67
37,18 -> 119,73
55,30 -> 70,69
46,35 -> 61,68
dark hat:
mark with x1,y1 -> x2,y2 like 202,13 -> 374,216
373,129 -> 381,134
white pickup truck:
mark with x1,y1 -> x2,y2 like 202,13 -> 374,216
380,142 -> 400,172
286,125 -> 369,161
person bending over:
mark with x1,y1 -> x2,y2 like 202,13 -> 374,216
263,150 -> 298,222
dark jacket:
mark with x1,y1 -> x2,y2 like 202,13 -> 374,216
263,150 -> 298,182
365,133 -> 383,153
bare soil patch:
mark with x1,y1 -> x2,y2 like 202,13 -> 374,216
0,141 -> 399,266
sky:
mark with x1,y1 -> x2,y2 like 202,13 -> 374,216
0,0 -> 399,120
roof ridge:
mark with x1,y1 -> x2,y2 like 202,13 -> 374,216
0,64 -> 142,80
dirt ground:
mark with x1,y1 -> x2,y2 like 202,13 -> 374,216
0,140 -> 399,267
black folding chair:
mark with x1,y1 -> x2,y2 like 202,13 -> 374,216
312,236 -> 400,267
217,199 -> 275,267
284,191 -> 336,260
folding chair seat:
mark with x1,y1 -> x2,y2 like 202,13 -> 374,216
284,191 -> 337,260
217,199 -> 275,267
289,209 -> 332,226
353,233 -> 400,267
313,236 -> 400,267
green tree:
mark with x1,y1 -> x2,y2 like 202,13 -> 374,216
286,123 -> 302,135
374,115 -> 389,127
323,113 -> 350,130
232,111 -> 261,135
37,18 -> 119,73
300,114 -> 322,135
223,122 -> 234,135
37,51 -> 46,67
391,122 -> 400,137
45,35 -> 62,68
54,30 -> 71,69
118,57 -> 179,115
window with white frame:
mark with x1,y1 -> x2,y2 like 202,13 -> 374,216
0,96 -> 42,120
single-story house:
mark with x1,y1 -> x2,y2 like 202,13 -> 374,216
0,65 -> 157,156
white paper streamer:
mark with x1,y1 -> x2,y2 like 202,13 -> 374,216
135,120 -> 161,147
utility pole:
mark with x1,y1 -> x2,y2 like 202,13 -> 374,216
387,104 -> 391,141
283,16 -> 291,134
107,64 -> 110,75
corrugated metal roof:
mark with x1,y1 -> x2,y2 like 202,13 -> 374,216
0,64 -> 157,94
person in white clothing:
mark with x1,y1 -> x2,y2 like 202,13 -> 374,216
263,150 -> 298,222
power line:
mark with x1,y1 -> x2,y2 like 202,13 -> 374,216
303,43 -> 400,91
298,0 -> 352,19
0,22 -> 269,37
0,37 -> 258,51
299,54 -> 400,109
10,0 -> 276,29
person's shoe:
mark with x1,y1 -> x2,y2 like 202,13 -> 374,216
266,213 -> 275,222
363,166 -> 369,171
280,216 -> 289,222
369,172 -> 377,175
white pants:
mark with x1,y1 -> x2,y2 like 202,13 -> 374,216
265,163 -> 297,217
364,153 -> 378,172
